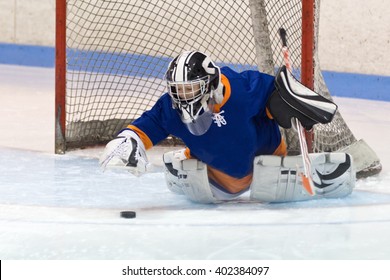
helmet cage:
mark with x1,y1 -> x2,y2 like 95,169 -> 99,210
167,76 -> 209,106
167,76 -> 212,124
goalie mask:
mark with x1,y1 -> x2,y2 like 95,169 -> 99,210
165,51 -> 222,135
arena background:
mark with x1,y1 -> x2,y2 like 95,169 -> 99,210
0,0 -> 388,156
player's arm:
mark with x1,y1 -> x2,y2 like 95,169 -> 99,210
266,65 -> 337,130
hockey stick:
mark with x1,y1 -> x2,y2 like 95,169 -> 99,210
279,28 -> 315,196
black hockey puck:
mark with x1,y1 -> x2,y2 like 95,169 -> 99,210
120,211 -> 136,219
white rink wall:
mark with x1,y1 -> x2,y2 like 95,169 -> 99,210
0,0 -> 55,46
0,0 -> 389,76
319,0 -> 390,76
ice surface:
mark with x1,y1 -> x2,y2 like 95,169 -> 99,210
0,65 -> 390,260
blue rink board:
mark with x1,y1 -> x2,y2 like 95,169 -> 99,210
0,43 -> 389,101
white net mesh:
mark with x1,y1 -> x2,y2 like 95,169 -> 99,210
62,0 -> 380,175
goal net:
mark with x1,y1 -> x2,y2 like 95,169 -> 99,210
55,0 -> 381,177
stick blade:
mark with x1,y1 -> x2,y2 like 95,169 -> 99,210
301,173 -> 315,196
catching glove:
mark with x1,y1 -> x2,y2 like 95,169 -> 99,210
99,129 -> 150,176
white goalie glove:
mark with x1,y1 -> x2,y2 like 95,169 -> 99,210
99,129 -> 151,176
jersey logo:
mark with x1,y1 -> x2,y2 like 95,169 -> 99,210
212,110 -> 227,127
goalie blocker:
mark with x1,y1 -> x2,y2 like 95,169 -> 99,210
267,65 -> 338,130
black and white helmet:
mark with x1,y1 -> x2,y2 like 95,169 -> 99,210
165,51 -> 222,135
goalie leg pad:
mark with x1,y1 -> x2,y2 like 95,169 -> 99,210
250,155 -> 312,202
267,65 -> 338,130
163,151 -> 216,203
250,153 -> 355,203
311,153 -> 356,198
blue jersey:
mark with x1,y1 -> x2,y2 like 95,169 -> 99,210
131,67 -> 281,178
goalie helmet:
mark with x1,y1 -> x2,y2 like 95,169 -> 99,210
165,51 -> 222,135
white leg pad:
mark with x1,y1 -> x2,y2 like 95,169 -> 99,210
163,152 -> 216,203
250,155 -> 311,202
311,153 -> 356,198
250,153 -> 355,203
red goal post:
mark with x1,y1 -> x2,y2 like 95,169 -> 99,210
55,0 -> 381,177
55,0 -> 66,153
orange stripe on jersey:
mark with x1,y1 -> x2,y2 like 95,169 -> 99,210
184,147 -> 191,159
207,165 -> 253,194
266,107 -> 274,119
214,74 -> 231,113
205,139 -> 286,194
127,125 -> 153,150
273,138 -> 287,156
